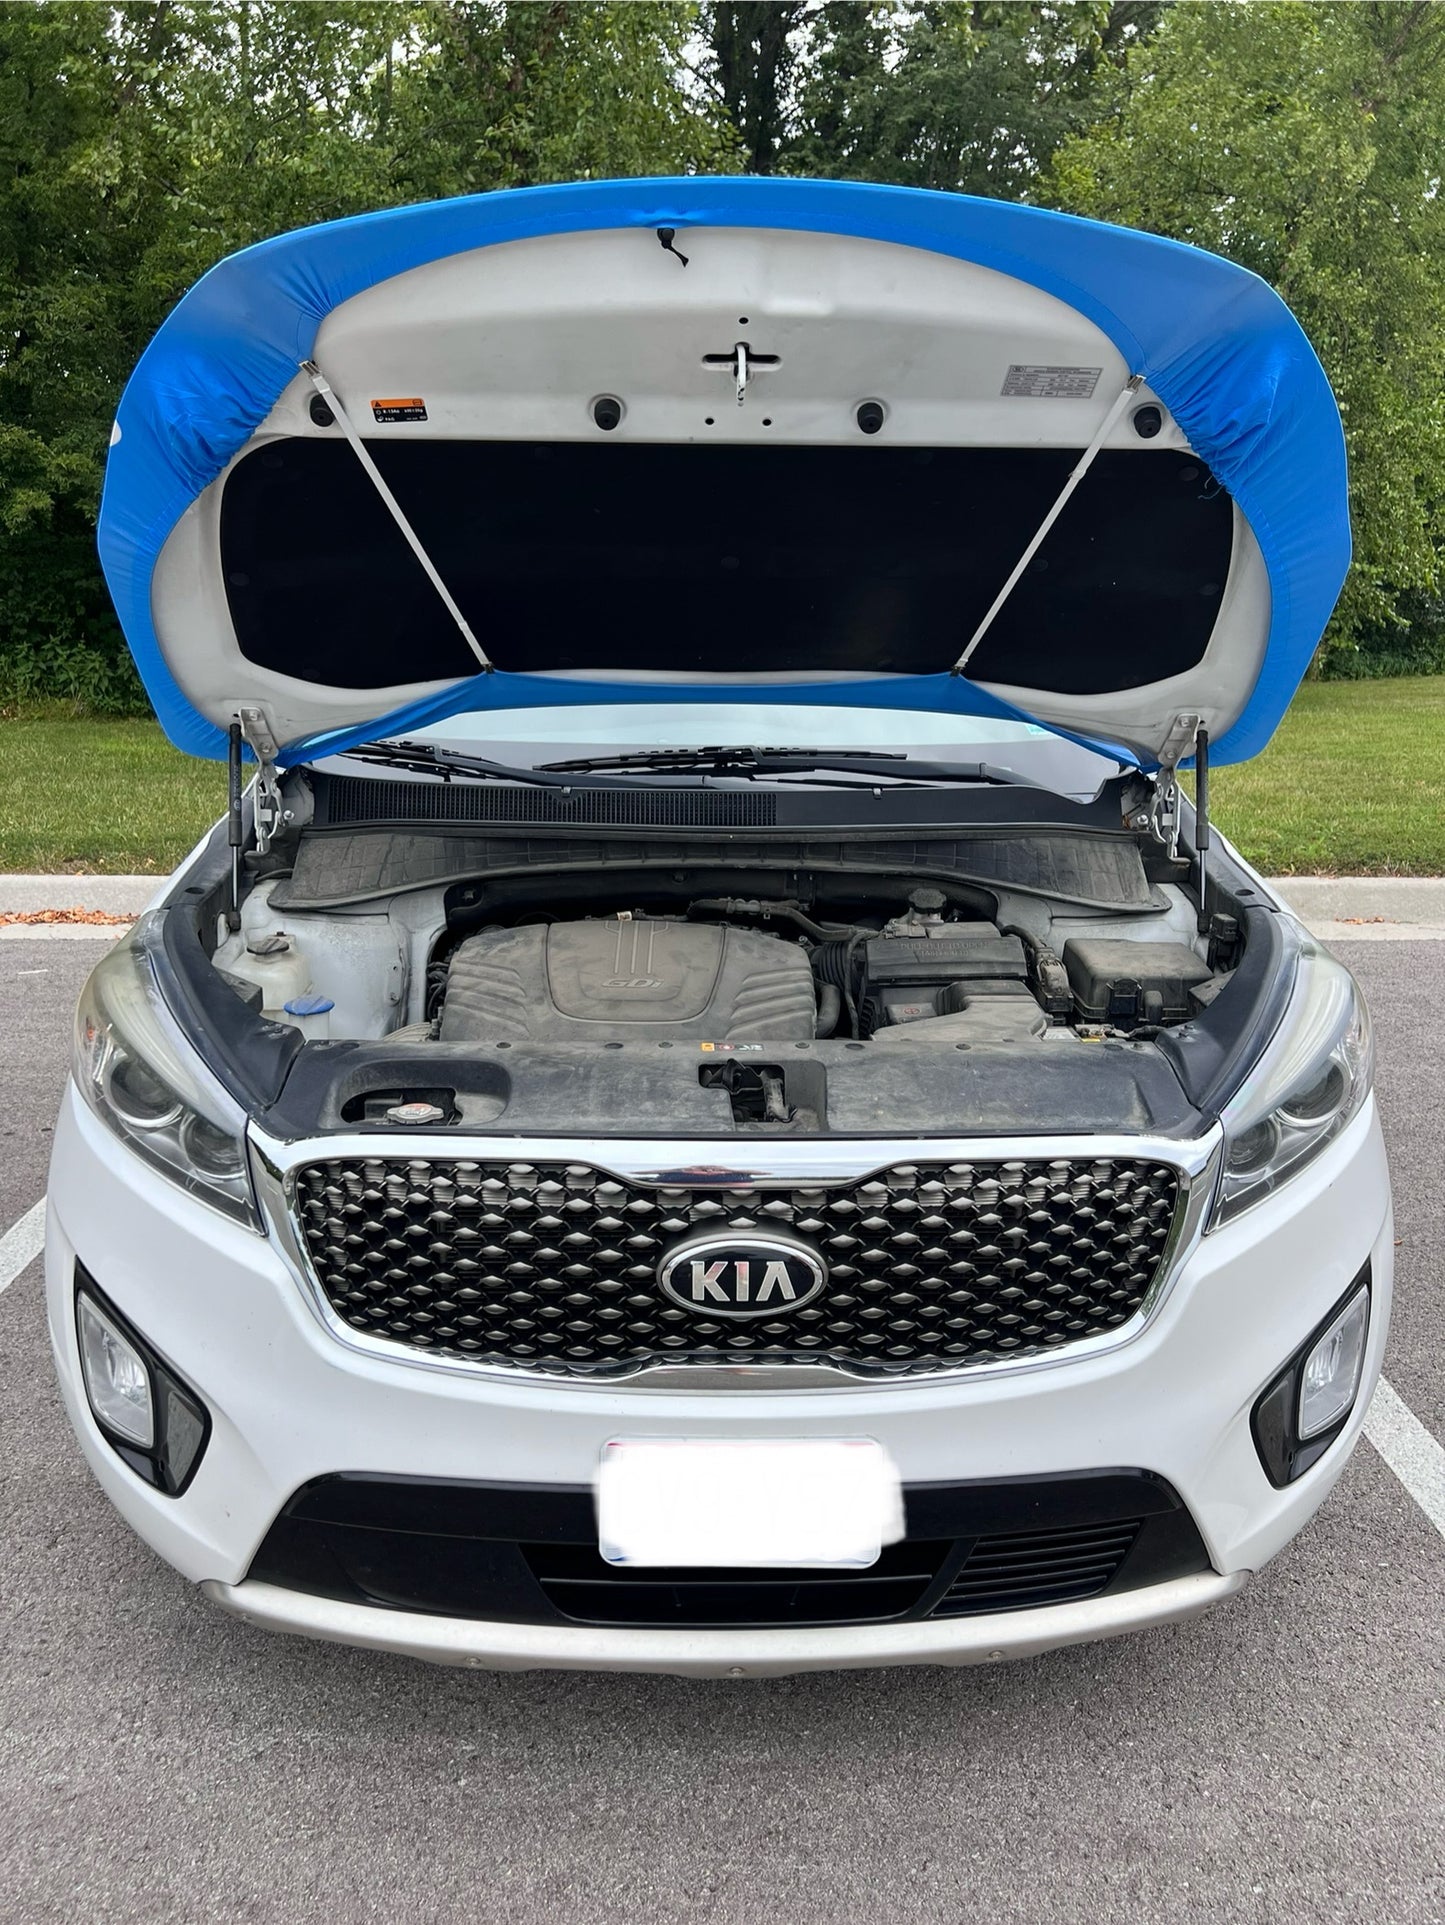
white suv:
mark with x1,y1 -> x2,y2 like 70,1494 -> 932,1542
47,178 -> 1388,1675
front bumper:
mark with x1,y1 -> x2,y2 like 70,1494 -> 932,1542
204,1569 -> 1245,1677
46,1083 -> 1393,1671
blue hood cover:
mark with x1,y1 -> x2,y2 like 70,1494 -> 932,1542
99,177 -> 1349,769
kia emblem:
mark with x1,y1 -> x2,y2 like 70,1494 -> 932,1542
658,1232 -> 827,1319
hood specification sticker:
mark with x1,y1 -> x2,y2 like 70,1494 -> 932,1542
1002,364 -> 1102,399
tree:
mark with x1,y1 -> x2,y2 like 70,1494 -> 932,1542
383,2 -> 734,200
702,1 -> 809,173
692,2 -> 1165,194
787,1 -> 1164,197
0,2 -> 733,711
1053,0 -> 1445,666
0,4 -> 169,707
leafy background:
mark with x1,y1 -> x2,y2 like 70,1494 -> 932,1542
4,0 -> 1444,715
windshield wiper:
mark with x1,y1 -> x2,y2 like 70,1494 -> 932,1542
339,740 -> 1043,792
537,746 -> 1041,787
338,741 -> 573,788
541,746 -> 907,772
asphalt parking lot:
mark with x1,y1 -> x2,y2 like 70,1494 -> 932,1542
2,932 -> 1443,1924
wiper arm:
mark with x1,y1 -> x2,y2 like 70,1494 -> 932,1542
339,741 -> 574,788
538,745 -> 909,773
538,746 -> 1039,788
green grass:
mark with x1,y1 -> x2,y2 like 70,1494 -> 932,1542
2,714 -> 228,873
2,676 -> 1443,874
1200,675 -> 1445,875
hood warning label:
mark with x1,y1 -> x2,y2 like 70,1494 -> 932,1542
371,397 -> 428,423
1002,364 -> 1102,399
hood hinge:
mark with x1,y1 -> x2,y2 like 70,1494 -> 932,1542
236,704 -> 283,855
1150,712 -> 1205,868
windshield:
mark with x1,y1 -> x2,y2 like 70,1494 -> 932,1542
397,705 -> 1124,799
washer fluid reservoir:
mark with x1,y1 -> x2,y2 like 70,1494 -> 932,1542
224,931 -> 314,1023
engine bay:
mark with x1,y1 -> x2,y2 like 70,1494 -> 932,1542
204,830 -> 1250,1137
430,896 -> 1226,1054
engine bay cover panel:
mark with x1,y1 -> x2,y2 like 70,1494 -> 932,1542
439,920 -> 816,1044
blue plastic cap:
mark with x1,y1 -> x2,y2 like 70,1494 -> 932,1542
284,995 -> 335,1016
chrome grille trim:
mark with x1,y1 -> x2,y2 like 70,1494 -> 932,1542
250,1129 -> 1221,1392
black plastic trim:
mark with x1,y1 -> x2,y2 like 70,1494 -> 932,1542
273,820 -> 1163,915
309,767 -> 1142,838
261,1031 -> 1200,1140
247,1468 -> 1213,1629
1154,831 -> 1300,1117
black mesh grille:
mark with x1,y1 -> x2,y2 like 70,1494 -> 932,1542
932,1519 -> 1142,1616
523,1524 -> 1140,1626
523,1538 -> 953,1627
291,1156 -> 1183,1379
318,774 -> 778,829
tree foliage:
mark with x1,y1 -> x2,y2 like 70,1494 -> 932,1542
1052,0 -> 1445,670
3,0 -> 1443,711
0,1 -> 732,711
692,3 -> 1162,192
785,1 -> 1163,195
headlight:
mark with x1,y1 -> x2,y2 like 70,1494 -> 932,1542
1211,939 -> 1373,1228
73,916 -> 259,1228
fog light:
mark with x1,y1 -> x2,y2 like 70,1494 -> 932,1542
73,1265 -> 210,1495
1299,1287 -> 1370,1440
77,1292 -> 154,1447
1252,1265 -> 1371,1486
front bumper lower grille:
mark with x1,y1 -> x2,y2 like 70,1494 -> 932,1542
291,1154 -> 1183,1379
288,1147 -> 1177,1378
248,1471 -> 1213,1630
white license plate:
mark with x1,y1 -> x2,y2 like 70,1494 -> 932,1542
596,1437 -> 904,1569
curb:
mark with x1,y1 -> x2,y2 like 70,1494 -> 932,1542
0,875 -> 161,916
1267,876 -> 1445,943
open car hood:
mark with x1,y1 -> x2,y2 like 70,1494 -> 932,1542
99,178 -> 1349,772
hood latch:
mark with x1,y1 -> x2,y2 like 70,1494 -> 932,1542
703,341 -> 780,410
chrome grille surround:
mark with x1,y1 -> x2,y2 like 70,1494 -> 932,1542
253,1131 -> 1218,1387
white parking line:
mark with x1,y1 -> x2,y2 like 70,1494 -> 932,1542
2,1192 -> 1444,1549
1364,1378 -> 1445,1539
0,1199 -> 46,1295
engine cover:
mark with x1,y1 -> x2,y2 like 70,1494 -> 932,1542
439,920 -> 816,1044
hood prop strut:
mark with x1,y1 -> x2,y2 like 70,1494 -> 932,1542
226,722 -> 243,930
1193,724 -> 1211,933
951,375 -> 1143,678
300,361 -> 492,674
225,708 -> 283,912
